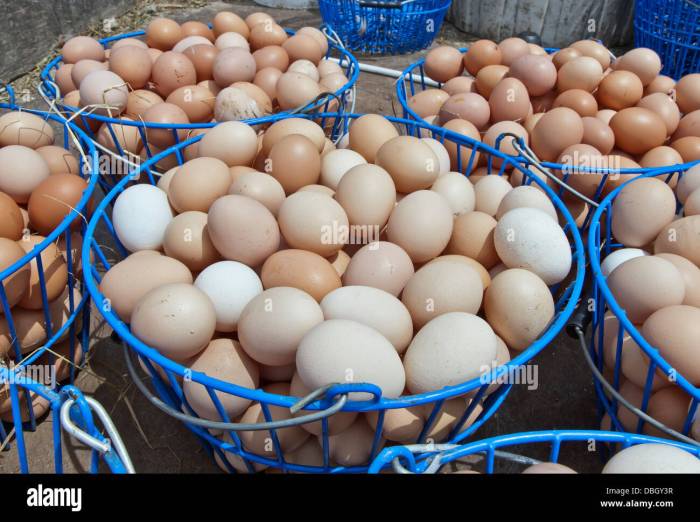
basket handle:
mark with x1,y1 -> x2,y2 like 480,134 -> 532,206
123,344 -> 357,432
359,1 -> 406,9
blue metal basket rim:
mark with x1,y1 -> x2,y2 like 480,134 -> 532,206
320,0 -> 452,15
39,28 -> 360,128
587,168 -> 700,401
82,112 -> 586,412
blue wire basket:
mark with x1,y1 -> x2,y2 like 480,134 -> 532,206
368,429 -> 700,473
82,111 -> 586,473
0,85 -> 125,472
635,0 -> 700,79
319,0 -> 452,54
586,168 -> 700,447
39,27 -> 360,194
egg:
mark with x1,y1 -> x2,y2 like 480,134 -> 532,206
296,319 -> 405,400
348,114 -> 399,163
335,164 -> 396,232
474,175 -> 513,216
319,149 -> 366,190
215,31 -> 250,51
342,241 -> 414,297
162,211 -> 221,272
570,40 -> 611,69
672,110 -> 700,142
672,136 -> 700,163
213,11 -> 249,38
464,39 -> 502,75
531,107 -> 584,161
637,93 -> 680,136
275,72 -> 321,110
442,76 -> 476,96
113,184 -> 174,251
581,116 -> 615,154
508,54 -> 557,96
474,64 -> 508,98
282,34 -> 323,64
96,118 -> 142,155
675,74 -> 700,114
404,312 -> 497,394
125,89 -> 164,119
108,45 -> 152,89
447,211 -> 499,269
522,463 -> 577,474
557,56 -> 604,92
327,417 -> 381,467
402,259 -> 484,329
0,238 -> 30,310
495,207 -> 572,285
498,37 -> 529,66
374,136 -> 439,193
439,92 -> 490,129
211,46 -> 256,88
596,71 -> 644,110
267,134 -> 321,194
252,45 -> 289,72
238,287 -> 323,366
298,26 -> 328,55
168,157 -> 231,213
99,252 -> 192,321
181,20 -> 215,42
655,215 -> 700,266
645,74 -> 675,96
553,89 -> 598,117
600,248 -> 648,277
142,102 -> 190,149
616,48 -> 662,86
261,249 -> 341,301
183,338 -> 259,421
71,59 -> 107,87
488,77 -> 531,123
207,194 -> 280,266
228,171 -> 285,216
61,36 -> 104,63
27,173 -> 90,236
645,386 -> 693,438
183,44 -> 219,82
0,192 -> 23,240
386,190 -> 453,263
79,70 -> 128,116
17,236 -> 68,309
431,172 -> 475,215
424,46 -> 464,83
262,118 -> 325,156
496,185 -> 557,221
552,47 -> 581,69
165,85 -> 214,123
608,256 -> 685,323
253,67 -> 283,101
146,18 -> 183,51
0,146 -> 49,204
609,107 -> 667,155
0,111 -> 54,149
602,443 -> 700,473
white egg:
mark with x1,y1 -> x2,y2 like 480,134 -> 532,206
113,184 -> 174,251
430,172 -> 475,215
494,207 -> 572,285
403,312 -> 497,394
215,32 -> 250,51
496,185 -> 558,221
474,175 -> 513,216
602,443 -> 700,473
320,149 -> 367,190
421,138 -> 450,174
600,248 -> 649,277
194,261 -> 263,332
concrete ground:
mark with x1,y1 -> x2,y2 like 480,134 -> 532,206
1,0 -> 601,474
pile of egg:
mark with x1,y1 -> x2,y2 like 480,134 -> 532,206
0,111 -> 92,421
53,10 -> 349,158
597,165 -> 700,441
410,38 -> 700,222
100,113 -> 575,471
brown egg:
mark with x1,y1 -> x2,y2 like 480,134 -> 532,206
408,89 -> 450,119
616,48 -> 662,86
640,146 -> 683,169
16,236 -> 68,309
198,121 -> 258,168
645,74 -> 675,96
319,72 -> 348,93
152,51 -> 197,97
643,305 -> 700,385
99,252 -> 193,321
147,48 -> 163,64
208,194 -> 280,266
424,46 -> 464,83
249,22 -> 288,51
485,268 -> 554,350
282,34 -> 323,64
596,108 -> 617,125
232,81 -> 273,114
474,175 -> 512,216
581,116 -> 615,154
36,145 -> 79,176
656,253 -> 700,307
673,110 -> 700,141
672,136 -> 700,163
252,45 -> 289,72
0,192 -> 23,240
611,177 -> 676,247
61,36 -> 104,64
246,11 -> 275,29
181,20 -> 215,42
183,44 -> 219,82
70,59 -> 108,87
108,45 -> 152,89
0,145 -> 51,203
402,260 -> 483,329
254,67 -> 283,102
508,54 -> 557,96
596,70 -> 644,110
609,107 -> 667,155
142,102 -> 190,149
637,93 -> 681,136
375,136 -> 439,193
213,11 -> 249,38
553,89 -> 598,117
523,112 -> 544,134
645,387 -> 692,438
497,37 -> 530,66
486,78 -> 531,122
442,76 -> 476,96
447,211 -> 499,268
336,164 -> 396,231
262,118 -> 325,156
278,191 -> 349,257
0,238 -> 30,311
571,40 -> 611,69
531,107 -> 584,161
261,249 -> 341,301
675,74 -> 700,114
168,157 -> 231,213
483,121 -> 528,167
125,89 -> 164,119
166,85 -> 214,123
27,174 -> 89,236
654,215 -> 700,266
464,39 -> 502,75
438,92 -> 489,129
228,171 -> 285,216
475,64 -> 509,98
557,56 -> 604,92
386,190 -> 453,263
348,114 -> 399,163
342,241 -> 414,296
54,63 -> 76,95
441,118 -> 481,172
552,47 -> 582,69
275,71 -> 321,110
146,18 -> 183,51
162,211 -> 221,273
557,144 -> 604,198
0,111 -> 54,149
530,91 -> 556,114
110,38 -> 148,52
266,134 -> 321,194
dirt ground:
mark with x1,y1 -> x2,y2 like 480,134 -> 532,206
1,0 -> 602,474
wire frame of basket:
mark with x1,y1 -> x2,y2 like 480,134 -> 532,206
586,167 -> 700,448
38,27 -> 360,194
0,85 -> 104,472
367,429 -> 700,473
82,112 -> 585,473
